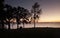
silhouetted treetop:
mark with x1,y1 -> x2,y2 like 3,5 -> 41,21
31,2 -> 42,28
32,2 -> 40,9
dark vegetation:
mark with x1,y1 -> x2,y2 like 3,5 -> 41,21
0,0 -> 60,38
0,28 -> 60,38
0,0 -> 41,29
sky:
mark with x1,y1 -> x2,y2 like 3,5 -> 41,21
4,0 -> 60,22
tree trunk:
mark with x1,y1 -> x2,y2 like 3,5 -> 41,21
8,19 -> 10,29
34,19 -> 35,28
17,18 -> 19,29
37,19 -> 38,23
23,22 -> 24,28
17,22 -> 18,28
1,20 -> 4,29
34,13 -> 35,28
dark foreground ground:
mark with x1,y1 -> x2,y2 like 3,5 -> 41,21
0,27 -> 60,38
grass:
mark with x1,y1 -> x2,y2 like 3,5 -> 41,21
0,27 -> 60,38
1,27 -> 60,32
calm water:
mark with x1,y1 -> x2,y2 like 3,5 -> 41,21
4,22 -> 60,29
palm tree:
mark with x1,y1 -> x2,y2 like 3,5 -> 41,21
36,9 -> 42,23
31,2 -> 42,28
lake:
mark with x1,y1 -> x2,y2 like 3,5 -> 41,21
4,22 -> 60,29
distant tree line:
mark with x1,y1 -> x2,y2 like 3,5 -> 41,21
0,0 -> 42,29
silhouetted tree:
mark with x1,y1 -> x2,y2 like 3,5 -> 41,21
22,9 -> 31,28
17,6 -> 31,28
31,2 -> 42,28
36,9 -> 42,23
4,4 -> 13,29
0,0 -> 5,29
11,7 -> 18,28
10,6 -> 31,29
17,6 -> 22,28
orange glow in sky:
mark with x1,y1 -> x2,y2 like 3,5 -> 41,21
38,14 -> 60,22
5,0 -> 60,22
